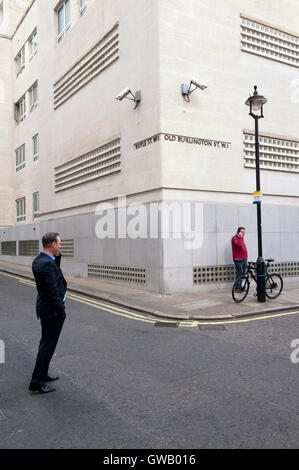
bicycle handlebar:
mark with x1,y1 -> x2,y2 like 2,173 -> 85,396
248,259 -> 275,269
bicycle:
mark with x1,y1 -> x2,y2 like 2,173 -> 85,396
232,258 -> 283,303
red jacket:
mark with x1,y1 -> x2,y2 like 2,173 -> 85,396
231,234 -> 248,260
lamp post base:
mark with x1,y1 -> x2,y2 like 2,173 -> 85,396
256,257 -> 266,302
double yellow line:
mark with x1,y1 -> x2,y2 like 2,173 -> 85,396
1,271 -> 299,327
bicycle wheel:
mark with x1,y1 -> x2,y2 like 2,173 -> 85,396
265,273 -> 283,299
232,275 -> 250,303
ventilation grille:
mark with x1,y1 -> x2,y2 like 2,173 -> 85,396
53,24 -> 119,108
54,138 -> 121,191
244,131 -> 299,172
194,262 -> 299,284
88,264 -> 146,284
268,262 -> 299,277
1,241 -> 17,256
194,265 -> 235,284
241,16 -> 299,68
60,239 -> 74,258
19,240 -> 39,256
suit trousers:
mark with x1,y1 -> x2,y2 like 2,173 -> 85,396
30,313 -> 65,386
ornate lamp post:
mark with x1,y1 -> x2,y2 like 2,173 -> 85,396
245,86 -> 268,302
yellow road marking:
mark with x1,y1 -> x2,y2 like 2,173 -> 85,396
1,270 -> 299,327
66,291 -> 154,320
66,293 -> 159,323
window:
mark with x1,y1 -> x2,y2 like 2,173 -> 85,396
15,95 -> 26,122
16,198 -> 26,222
15,145 -> 26,172
29,82 -> 38,110
80,0 -> 87,15
15,46 -> 25,76
57,0 -> 70,42
33,192 -> 40,219
33,134 -> 39,162
29,30 -> 37,58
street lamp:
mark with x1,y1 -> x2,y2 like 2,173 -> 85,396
245,85 -> 268,302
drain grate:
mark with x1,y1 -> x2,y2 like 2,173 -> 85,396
0,409 -> 7,420
198,325 -> 226,331
154,322 -> 179,328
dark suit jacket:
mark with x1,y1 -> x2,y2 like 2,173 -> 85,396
32,252 -> 67,320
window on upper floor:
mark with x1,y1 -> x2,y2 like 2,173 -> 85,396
80,0 -> 87,15
57,0 -> 71,42
15,46 -> 25,76
29,82 -> 38,110
29,29 -> 37,58
15,144 -> 26,172
16,198 -> 26,222
33,134 -> 39,162
33,192 -> 40,220
14,95 -> 26,123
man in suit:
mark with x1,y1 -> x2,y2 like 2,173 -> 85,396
29,232 -> 67,393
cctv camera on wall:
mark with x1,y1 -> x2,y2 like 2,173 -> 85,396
115,87 -> 131,101
190,78 -> 208,90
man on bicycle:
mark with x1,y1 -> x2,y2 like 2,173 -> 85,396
231,227 -> 248,293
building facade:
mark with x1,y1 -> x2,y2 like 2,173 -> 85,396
0,0 -> 299,293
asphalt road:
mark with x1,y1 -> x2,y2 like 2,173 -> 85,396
0,271 -> 298,449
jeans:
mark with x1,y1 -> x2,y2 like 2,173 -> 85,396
234,260 -> 247,288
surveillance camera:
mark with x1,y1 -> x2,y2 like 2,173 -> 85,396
115,87 -> 131,101
191,78 -> 208,90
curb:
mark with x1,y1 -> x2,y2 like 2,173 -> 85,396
1,267 -> 298,322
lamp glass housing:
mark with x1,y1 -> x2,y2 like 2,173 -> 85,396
245,86 -> 267,114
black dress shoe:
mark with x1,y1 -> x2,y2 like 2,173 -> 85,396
45,374 -> 59,382
29,383 -> 56,393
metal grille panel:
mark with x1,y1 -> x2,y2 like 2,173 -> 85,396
1,241 -> 17,256
19,240 -> 39,257
88,264 -> 146,284
60,239 -> 74,258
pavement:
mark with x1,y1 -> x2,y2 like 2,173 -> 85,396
0,259 -> 299,321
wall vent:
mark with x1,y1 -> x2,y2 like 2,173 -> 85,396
60,239 -> 74,258
54,137 -> 121,191
194,262 -> 299,284
88,264 -> 146,284
19,240 -> 39,257
54,24 -> 119,108
193,265 -> 235,284
244,131 -> 299,172
241,16 -> 299,68
1,241 -> 17,256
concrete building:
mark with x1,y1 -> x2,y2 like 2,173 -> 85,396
0,0 -> 299,293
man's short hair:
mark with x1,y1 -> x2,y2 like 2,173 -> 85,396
42,232 -> 59,248
237,227 -> 245,234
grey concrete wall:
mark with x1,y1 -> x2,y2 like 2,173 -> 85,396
1,200 -> 298,293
